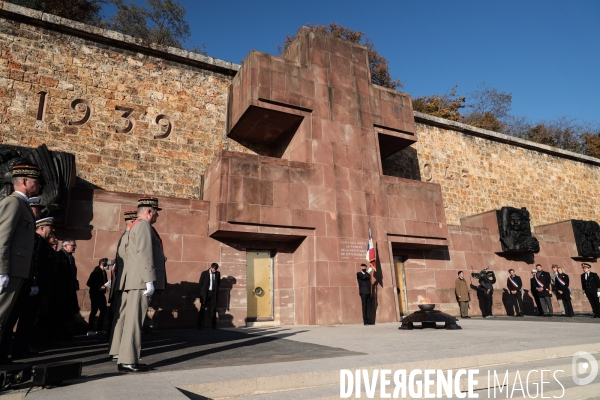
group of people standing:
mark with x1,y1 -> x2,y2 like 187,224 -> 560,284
0,163 -> 82,362
455,263 -> 600,318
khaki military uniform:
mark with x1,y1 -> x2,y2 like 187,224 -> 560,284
117,219 -> 166,364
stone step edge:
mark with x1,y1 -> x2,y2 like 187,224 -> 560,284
178,343 -> 600,399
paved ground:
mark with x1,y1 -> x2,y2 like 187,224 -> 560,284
1,315 -> 599,399
11,328 -> 360,378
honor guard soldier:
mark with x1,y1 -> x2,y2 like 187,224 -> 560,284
581,263 -> 600,318
0,163 -> 42,363
108,210 -> 137,361
116,197 -> 166,372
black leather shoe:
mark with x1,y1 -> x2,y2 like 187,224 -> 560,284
118,363 -> 148,372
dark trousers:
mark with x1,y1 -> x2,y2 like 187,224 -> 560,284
89,294 -> 107,332
533,295 -> 543,315
482,294 -> 493,317
198,290 -> 218,328
510,292 -> 524,316
562,297 -> 574,317
360,293 -> 372,324
585,291 -> 600,316
0,283 -> 34,358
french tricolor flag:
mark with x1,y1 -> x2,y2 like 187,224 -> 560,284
366,226 -> 376,270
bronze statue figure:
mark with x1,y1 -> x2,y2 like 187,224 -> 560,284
572,220 -> 600,259
497,207 -> 540,253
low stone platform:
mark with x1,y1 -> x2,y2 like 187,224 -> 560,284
2,316 -> 599,399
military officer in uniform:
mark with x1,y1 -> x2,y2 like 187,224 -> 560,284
116,197 -> 166,372
0,163 -> 41,363
5,217 -> 54,358
108,210 -> 137,360
581,263 -> 600,318
357,264 -> 373,325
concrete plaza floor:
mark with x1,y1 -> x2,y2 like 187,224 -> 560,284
2,315 -> 600,399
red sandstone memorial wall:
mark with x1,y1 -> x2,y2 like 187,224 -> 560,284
1,4 -> 600,328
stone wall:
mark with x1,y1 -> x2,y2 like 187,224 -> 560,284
384,113 -> 600,227
0,3 -> 238,199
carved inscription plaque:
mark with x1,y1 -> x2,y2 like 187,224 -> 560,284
340,240 -> 367,261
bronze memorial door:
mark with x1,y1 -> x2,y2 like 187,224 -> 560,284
394,257 -> 409,317
246,251 -> 273,321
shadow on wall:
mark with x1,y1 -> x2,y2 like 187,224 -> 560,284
151,277 -> 238,329
381,147 -> 422,181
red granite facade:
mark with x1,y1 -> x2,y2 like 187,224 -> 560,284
64,28 -> 598,329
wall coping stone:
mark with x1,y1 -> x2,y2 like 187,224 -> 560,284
414,111 -> 600,167
0,1 -> 240,76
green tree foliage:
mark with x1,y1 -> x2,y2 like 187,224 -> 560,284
279,23 -> 402,90
6,0 -> 103,24
412,85 -> 465,121
105,0 -> 194,49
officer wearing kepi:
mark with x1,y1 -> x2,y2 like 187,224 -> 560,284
116,197 -> 166,372
0,163 -> 42,363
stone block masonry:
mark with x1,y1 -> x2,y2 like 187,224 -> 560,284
0,2 -> 239,199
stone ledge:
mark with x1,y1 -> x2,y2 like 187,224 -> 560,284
0,1 -> 240,76
414,111 -> 600,166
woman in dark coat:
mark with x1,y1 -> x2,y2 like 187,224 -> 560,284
555,266 -> 574,317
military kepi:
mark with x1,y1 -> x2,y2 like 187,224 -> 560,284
36,217 -> 54,228
12,163 -> 41,179
582,263 -> 592,269
137,196 -> 162,210
124,210 -> 138,221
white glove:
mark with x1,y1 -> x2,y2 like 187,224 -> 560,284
367,267 -> 373,274
104,280 -> 111,289
143,281 -> 155,297
0,274 -> 9,295
29,286 -> 39,296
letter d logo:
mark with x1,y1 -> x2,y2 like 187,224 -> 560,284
572,351 -> 598,386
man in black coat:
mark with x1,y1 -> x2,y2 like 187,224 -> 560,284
581,263 -> 600,318
357,264 -> 373,325
86,258 -> 109,334
532,264 -> 553,316
198,263 -> 220,329
507,269 -> 524,317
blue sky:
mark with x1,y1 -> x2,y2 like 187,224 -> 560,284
103,1 -> 600,125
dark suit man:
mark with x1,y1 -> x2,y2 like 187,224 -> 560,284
507,269 -> 524,317
198,263 -> 221,329
555,267 -> 574,317
57,239 -> 79,314
86,258 -> 109,334
581,263 -> 600,318
530,270 -> 543,316
357,263 -> 373,325
116,197 -> 166,373
533,264 -> 553,316
0,163 -> 41,363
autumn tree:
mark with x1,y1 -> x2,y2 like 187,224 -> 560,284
460,83 -> 512,131
105,0 -> 195,49
279,23 -> 402,90
411,85 -> 466,121
6,0 -> 103,24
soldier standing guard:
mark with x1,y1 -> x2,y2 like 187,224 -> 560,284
116,197 -> 166,372
581,263 -> 600,318
0,163 -> 42,363
108,210 -> 137,361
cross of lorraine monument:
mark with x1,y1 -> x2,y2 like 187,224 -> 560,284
204,28 -> 448,325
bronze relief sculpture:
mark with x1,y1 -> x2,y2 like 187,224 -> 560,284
572,220 -> 600,259
497,207 -> 540,253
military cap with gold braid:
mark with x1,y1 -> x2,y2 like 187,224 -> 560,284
12,163 -> 41,179
36,217 -> 54,228
137,196 -> 162,211
124,210 -> 138,221
582,263 -> 592,269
